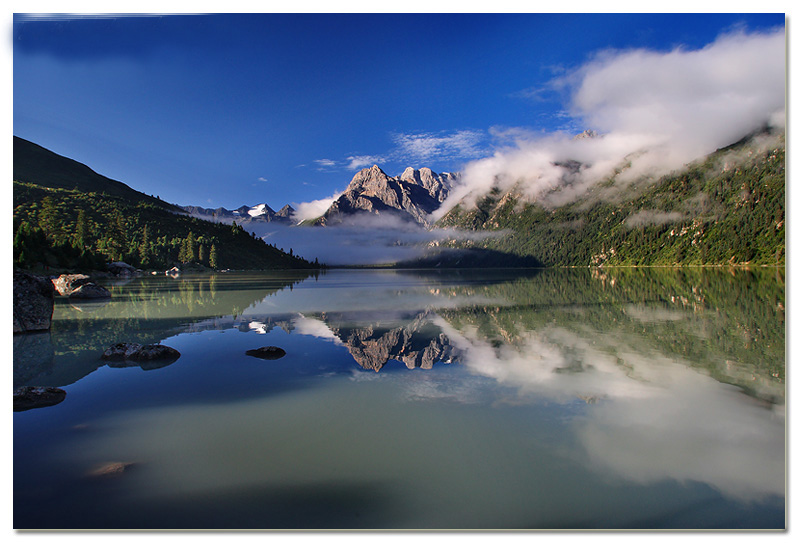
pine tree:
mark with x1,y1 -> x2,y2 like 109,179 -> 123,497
209,244 -> 218,269
108,209 -> 128,262
138,223 -> 150,265
38,195 -> 59,239
198,244 -> 206,264
74,209 -> 89,250
186,231 -> 196,263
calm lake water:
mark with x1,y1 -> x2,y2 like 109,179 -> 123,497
13,268 -> 785,529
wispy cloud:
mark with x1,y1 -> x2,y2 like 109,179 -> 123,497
313,159 -> 337,171
257,176 -> 268,182
391,129 -> 487,162
346,155 -> 386,170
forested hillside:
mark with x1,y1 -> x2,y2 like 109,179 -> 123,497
436,134 -> 785,267
12,138 -> 319,272
13,182 -> 319,271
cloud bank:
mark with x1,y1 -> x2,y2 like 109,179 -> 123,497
245,213 -> 502,266
292,191 -> 343,222
434,28 -> 785,219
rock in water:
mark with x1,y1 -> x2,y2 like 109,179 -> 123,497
102,342 -> 181,361
52,274 -> 92,296
68,283 -> 112,299
13,271 -> 55,333
107,261 -> 140,277
14,386 -> 66,412
245,346 -> 287,360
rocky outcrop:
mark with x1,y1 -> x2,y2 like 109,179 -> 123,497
245,346 -> 287,360
13,271 -> 55,333
318,165 -> 457,226
14,386 -> 66,412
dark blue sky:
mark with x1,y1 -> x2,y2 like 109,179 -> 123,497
13,12 -> 786,210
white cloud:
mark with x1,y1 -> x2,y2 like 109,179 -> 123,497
392,129 -> 487,162
346,155 -> 385,170
257,176 -> 268,182
434,27 -> 786,218
291,191 -> 342,222
313,159 -> 337,171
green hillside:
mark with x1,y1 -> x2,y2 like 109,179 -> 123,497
13,139 -> 319,272
436,133 -> 785,267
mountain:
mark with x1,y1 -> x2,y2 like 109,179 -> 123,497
309,165 -> 458,226
435,130 -> 785,267
13,137 -> 319,271
181,203 -> 295,225
13,136 -> 180,212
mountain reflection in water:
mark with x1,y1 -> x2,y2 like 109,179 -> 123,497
14,267 -> 784,529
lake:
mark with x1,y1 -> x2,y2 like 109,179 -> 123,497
13,267 -> 786,529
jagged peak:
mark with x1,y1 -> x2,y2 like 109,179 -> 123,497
275,204 -> 295,217
399,166 -> 442,184
348,164 -> 391,189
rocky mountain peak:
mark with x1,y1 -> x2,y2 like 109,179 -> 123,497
317,164 -> 458,226
275,204 -> 295,218
347,165 -> 392,193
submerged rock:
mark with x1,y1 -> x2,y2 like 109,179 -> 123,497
102,342 -> 181,361
14,386 -> 66,412
86,461 -> 137,479
245,346 -> 287,360
13,271 -> 55,333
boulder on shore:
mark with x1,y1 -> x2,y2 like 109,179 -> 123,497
14,386 -> 66,412
68,283 -> 112,299
245,346 -> 287,360
13,271 -> 55,334
102,342 -> 181,362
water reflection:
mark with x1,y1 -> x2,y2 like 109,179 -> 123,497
14,267 -> 785,528
17,268 -> 785,403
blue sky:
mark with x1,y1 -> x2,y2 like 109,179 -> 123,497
12,12 -> 786,211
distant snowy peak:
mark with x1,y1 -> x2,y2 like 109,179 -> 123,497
231,203 -> 276,218
181,202 -> 292,225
